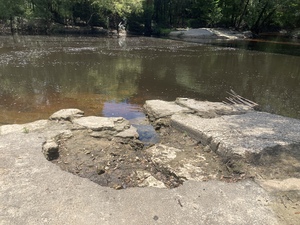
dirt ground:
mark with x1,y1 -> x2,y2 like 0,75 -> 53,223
53,127 -> 188,189
51,125 -> 300,224
52,127 -> 247,189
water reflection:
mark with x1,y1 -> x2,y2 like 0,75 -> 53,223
103,101 -> 159,145
103,101 -> 143,120
0,35 -> 299,126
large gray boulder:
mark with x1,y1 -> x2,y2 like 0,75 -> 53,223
49,108 -> 84,121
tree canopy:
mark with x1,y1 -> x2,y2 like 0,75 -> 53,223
0,0 -> 300,35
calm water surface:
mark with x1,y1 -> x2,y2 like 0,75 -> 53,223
0,35 -> 299,127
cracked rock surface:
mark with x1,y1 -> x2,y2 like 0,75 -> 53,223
1,103 -> 300,224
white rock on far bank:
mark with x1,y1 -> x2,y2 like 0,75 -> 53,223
169,28 -> 248,40
169,28 -> 217,39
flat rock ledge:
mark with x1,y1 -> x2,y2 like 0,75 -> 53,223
144,98 -> 300,159
0,106 -> 299,224
5,108 -> 139,140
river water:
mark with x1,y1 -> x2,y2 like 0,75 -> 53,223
0,35 -> 299,127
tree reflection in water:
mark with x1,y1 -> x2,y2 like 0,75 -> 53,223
0,35 -> 299,125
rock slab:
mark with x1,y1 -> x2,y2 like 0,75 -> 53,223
172,112 -> 300,157
0,129 -> 278,224
0,107 -> 285,224
145,98 -> 300,158
49,108 -> 84,121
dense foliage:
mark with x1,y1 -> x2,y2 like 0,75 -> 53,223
0,0 -> 300,34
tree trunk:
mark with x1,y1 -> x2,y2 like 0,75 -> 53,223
236,0 -> 250,30
144,0 -> 153,36
10,17 -> 16,35
251,1 -> 269,33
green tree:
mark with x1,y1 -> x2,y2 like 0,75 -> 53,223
245,0 -> 279,33
219,0 -> 292,32
1,0 -> 300,35
0,0 -> 26,33
91,0 -> 143,28
72,0 -> 103,26
188,0 -> 222,27
273,0 -> 300,29
143,0 -> 154,35
219,0 -> 250,29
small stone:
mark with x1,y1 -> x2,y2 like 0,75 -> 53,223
84,150 -> 91,154
97,167 -> 105,175
112,184 -> 123,190
115,126 -> 139,139
203,146 -> 211,152
153,215 -> 159,221
42,140 -> 59,161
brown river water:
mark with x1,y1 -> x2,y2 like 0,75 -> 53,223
0,35 -> 299,128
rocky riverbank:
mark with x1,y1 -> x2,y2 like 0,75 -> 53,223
1,99 -> 300,224
36,109 -> 233,189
